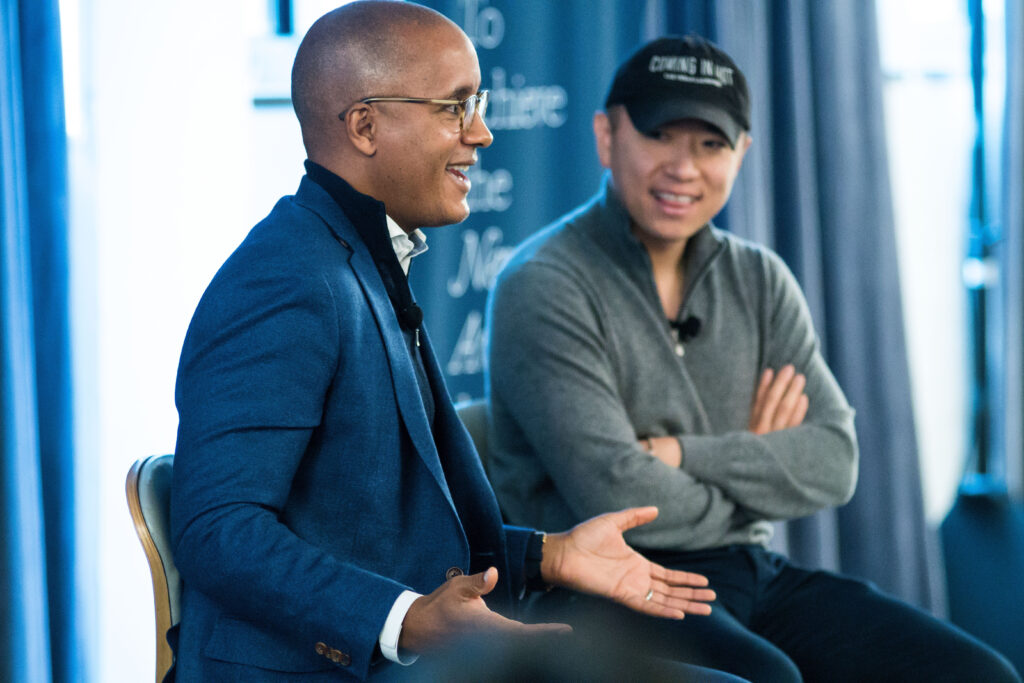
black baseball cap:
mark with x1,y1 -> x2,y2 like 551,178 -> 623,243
605,35 -> 750,147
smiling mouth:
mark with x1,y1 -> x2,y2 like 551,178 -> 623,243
447,165 -> 472,189
653,190 -> 698,205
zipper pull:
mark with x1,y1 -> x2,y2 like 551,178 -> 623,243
415,328 -> 421,347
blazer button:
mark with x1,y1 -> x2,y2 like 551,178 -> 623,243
315,642 -> 328,656
328,648 -> 342,663
338,652 -> 352,667
445,567 -> 464,580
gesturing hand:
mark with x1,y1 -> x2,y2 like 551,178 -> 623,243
398,567 -> 572,654
542,507 -> 715,619
748,364 -> 809,434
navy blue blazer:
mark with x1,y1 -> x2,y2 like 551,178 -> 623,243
170,176 -> 533,681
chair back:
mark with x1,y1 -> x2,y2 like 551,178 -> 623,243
455,398 -> 490,471
126,454 -> 180,683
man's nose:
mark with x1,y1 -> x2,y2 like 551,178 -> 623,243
462,111 -> 493,148
664,143 -> 699,177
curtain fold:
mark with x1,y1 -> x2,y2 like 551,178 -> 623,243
0,0 -> 79,680
665,0 -> 938,610
1003,0 -> 1024,499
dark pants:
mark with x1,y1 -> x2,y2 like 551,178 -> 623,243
527,545 -> 1021,683
376,630 -> 748,682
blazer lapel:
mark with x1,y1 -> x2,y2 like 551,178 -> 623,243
353,248 -> 454,500
295,179 -> 459,515
419,329 -> 505,545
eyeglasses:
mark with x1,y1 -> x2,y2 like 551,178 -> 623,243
339,90 -> 490,131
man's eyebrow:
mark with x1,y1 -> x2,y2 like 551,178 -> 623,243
449,85 -> 477,99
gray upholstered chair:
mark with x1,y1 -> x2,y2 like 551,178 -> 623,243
455,398 -> 490,470
126,454 -> 179,683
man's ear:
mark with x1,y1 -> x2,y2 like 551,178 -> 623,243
344,103 -> 377,157
593,111 -> 613,169
733,132 -> 753,171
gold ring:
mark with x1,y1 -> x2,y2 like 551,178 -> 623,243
644,589 -> 654,601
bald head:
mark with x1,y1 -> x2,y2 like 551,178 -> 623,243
291,1 -> 462,156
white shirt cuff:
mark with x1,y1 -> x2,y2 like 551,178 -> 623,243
379,590 -> 422,665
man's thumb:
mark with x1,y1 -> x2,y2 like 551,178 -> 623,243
472,566 -> 499,596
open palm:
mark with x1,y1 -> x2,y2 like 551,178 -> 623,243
544,506 -> 716,619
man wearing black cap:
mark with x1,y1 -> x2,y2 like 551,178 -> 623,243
486,36 -> 1020,682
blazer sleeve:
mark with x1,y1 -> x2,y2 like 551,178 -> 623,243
171,248 -> 405,679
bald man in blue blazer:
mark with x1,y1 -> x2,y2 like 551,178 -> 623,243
169,3 -> 724,682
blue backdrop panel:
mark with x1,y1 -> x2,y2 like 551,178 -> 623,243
413,0 -> 653,401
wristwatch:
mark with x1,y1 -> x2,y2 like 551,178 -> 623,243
524,531 -> 548,592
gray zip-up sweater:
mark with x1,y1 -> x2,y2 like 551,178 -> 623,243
485,177 -> 858,551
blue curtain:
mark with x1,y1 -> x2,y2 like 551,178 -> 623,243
1003,0 -> 1024,498
662,0 -> 938,610
1,0 -> 79,681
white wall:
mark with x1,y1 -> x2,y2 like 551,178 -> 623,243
66,1 -> 307,680
877,0 -> 982,524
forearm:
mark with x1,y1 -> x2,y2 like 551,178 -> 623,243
172,430 -> 405,670
680,412 -> 858,519
489,278 -> 743,547
503,386 -> 745,547
174,498 -> 403,640
557,450 -> 741,547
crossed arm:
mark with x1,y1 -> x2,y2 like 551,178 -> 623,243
487,252 -> 858,548
644,364 -> 810,468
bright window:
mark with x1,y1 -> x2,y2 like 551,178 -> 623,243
876,0 -> 1006,522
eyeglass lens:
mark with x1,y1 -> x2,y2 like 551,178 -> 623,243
464,92 -> 489,129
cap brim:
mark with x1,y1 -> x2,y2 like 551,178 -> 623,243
625,100 -> 744,148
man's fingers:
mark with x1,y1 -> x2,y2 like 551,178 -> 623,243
748,369 -> 774,431
661,594 -> 714,615
626,595 -> 699,620
750,365 -> 810,434
653,566 -> 716,603
754,368 -> 773,407
607,506 -> 659,532
514,621 -> 574,636
654,578 -> 716,604
637,587 -> 715,619
658,567 -> 710,588
474,611 -> 573,639
751,365 -> 793,432
674,587 -> 716,603
762,364 -> 795,413
790,393 -> 809,427
459,567 -> 499,598
772,372 -> 806,430
478,567 -> 499,594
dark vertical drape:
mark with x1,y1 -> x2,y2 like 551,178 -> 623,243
1002,0 -> 1024,498
0,0 -> 79,681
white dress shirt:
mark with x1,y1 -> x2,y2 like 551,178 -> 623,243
378,214 -> 428,665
